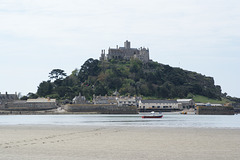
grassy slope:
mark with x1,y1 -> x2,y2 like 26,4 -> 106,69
192,95 -> 232,104
142,95 -> 232,104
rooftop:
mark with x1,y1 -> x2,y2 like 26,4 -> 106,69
27,98 -> 56,103
141,100 -> 178,104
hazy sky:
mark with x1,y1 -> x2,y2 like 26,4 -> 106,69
1,0 -> 240,98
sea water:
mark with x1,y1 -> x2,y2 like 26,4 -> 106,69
0,114 -> 240,129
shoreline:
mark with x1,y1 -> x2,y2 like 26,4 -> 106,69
0,110 -> 99,115
0,109 -> 193,115
1,125 -> 240,160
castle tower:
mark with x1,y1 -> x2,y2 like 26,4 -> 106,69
124,40 -> 131,49
99,50 -> 107,61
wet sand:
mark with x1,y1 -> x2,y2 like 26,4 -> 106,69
0,125 -> 240,160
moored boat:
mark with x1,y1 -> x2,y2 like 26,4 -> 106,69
181,111 -> 187,114
142,115 -> 163,118
142,111 -> 163,118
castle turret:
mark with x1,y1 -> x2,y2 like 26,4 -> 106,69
124,40 -> 131,49
99,50 -> 107,61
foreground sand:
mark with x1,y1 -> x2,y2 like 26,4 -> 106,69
0,125 -> 240,160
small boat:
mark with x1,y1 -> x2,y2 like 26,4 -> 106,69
181,111 -> 187,114
142,115 -> 163,118
142,111 -> 163,118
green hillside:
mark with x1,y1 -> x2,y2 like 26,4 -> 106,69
34,58 -> 223,101
192,95 -> 232,104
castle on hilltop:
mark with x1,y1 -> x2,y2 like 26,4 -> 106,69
100,40 -> 150,63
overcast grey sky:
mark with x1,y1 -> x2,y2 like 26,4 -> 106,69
0,0 -> 240,97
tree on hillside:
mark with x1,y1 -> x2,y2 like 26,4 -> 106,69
34,58 -> 226,101
27,92 -> 38,99
49,69 -> 67,81
37,81 -> 53,97
78,58 -> 100,82
130,59 -> 142,73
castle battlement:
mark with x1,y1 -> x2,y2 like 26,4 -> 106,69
100,40 -> 149,63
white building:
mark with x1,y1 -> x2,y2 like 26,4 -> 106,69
72,93 -> 87,104
116,96 -> 136,106
138,100 -> 182,110
195,103 -> 223,107
92,95 -> 117,105
26,97 -> 56,103
0,92 -> 18,105
177,99 -> 195,108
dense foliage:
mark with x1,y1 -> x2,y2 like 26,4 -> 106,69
36,58 -> 223,100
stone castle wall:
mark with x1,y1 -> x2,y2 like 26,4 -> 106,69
1,102 -> 57,111
196,106 -> 235,115
64,104 -> 138,114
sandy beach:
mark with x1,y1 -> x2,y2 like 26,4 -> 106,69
0,125 -> 240,160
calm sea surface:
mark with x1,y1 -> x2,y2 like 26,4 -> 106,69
0,114 -> 240,128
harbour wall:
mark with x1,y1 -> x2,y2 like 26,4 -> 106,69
139,108 -> 181,112
233,103 -> 240,113
196,106 -> 234,115
0,102 -> 57,111
64,104 -> 138,114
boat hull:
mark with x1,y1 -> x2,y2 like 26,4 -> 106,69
142,115 -> 163,118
